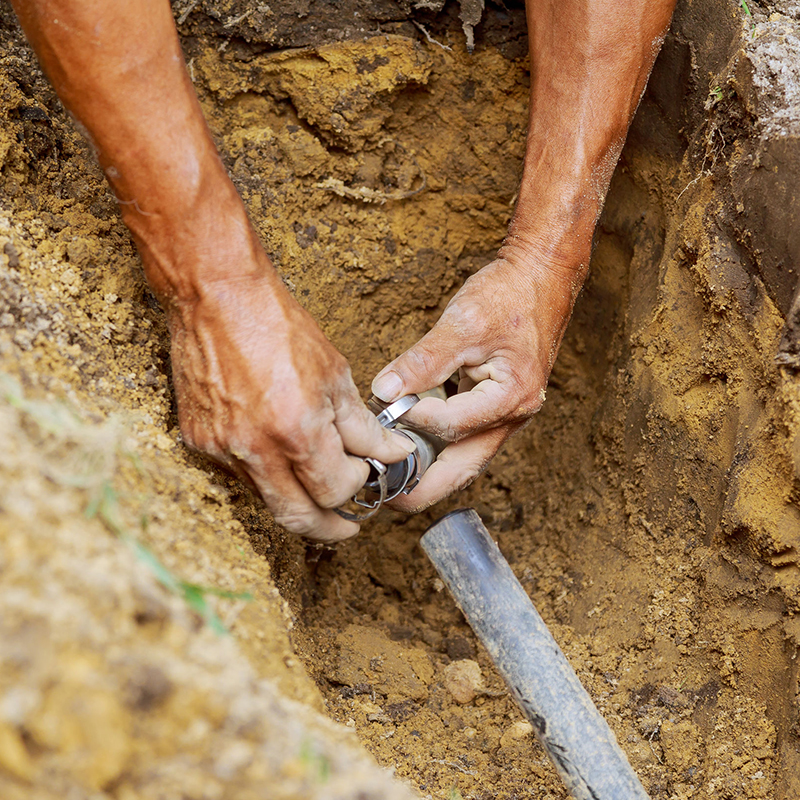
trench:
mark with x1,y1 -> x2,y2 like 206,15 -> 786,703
0,2 -> 799,799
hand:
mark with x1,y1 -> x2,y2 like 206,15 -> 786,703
364,0 -> 676,514
6,0 -> 414,543
371,251 -> 583,512
166,254 -> 415,542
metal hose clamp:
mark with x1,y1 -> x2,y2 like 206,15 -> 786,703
333,457 -> 388,522
374,395 -> 420,428
335,395 -> 429,522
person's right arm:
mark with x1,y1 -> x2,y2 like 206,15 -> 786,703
10,0 -> 414,541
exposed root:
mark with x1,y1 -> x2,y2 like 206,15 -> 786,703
314,172 -> 427,204
413,21 -> 453,52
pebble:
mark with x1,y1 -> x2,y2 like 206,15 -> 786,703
500,721 -> 533,747
443,659 -> 483,704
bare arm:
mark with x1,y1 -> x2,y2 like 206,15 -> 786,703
11,0 -> 413,541
373,0 -> 677,511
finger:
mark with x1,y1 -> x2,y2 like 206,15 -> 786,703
401,378 -> 525,441
386,425 -> 515,513
372,322 -> 472,403
244,459 -> 361,543
334,386 -> 417,464
457,368 -> 477,393
292,424 -> 371,509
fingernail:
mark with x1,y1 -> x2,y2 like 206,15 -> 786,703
393,431 -> 417,453
372,370 -> 403,402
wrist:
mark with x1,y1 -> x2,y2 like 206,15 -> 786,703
164,269 -> 285,342
503,164 -> 600,278
499,213 -> 592,289
125,170 -> 280,314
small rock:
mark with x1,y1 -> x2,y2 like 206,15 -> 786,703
386,700 -> 417,723
3,241 -> 20,268
143,367 -> 159,387
443,659 -> 483,704
359,700 -> 391,725
12,329 -> 33,350
59,267 -> 78,286
500,720 -> 533,747
366,711 -> 392,725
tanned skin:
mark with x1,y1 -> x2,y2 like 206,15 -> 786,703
373,1 -> 677,511
10,0 -> 676,538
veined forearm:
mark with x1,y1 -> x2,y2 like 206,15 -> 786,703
11,1 -> 214,211
507,0 -> 676,269
10,0 -> 267,305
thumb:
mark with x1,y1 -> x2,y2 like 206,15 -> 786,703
372,324 -> 463,402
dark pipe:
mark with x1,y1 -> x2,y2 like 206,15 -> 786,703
421,508 -> 650,800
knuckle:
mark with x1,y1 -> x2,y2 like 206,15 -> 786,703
437,420 -> 463,442
270,416 -> 317,462
316,485 -> 354,510
311,474 -> 353,508
308,465 -> 366,510
485,371 -> 543,425
180,425 -> 199,451
405,344 -> 441,379
331,354 -> 352,383
333,392 -> 369,429
177,410 -> 201,450
455,300 -> 489,336
322,352 -> 354,394
513,378 -> 547,418
179,422 -> 224,461
272,508 -> 318,536
456,468 -> 483,493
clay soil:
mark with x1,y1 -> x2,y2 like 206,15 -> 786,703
1,1 -> 800,799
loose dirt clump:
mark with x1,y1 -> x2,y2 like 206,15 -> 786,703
1,1 -> 800,799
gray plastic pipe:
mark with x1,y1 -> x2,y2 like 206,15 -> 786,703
421,508 -> 650,800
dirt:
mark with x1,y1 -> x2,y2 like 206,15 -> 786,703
1,0 -> 800,798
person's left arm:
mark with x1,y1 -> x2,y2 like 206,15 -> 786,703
372,0 -> 677,511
